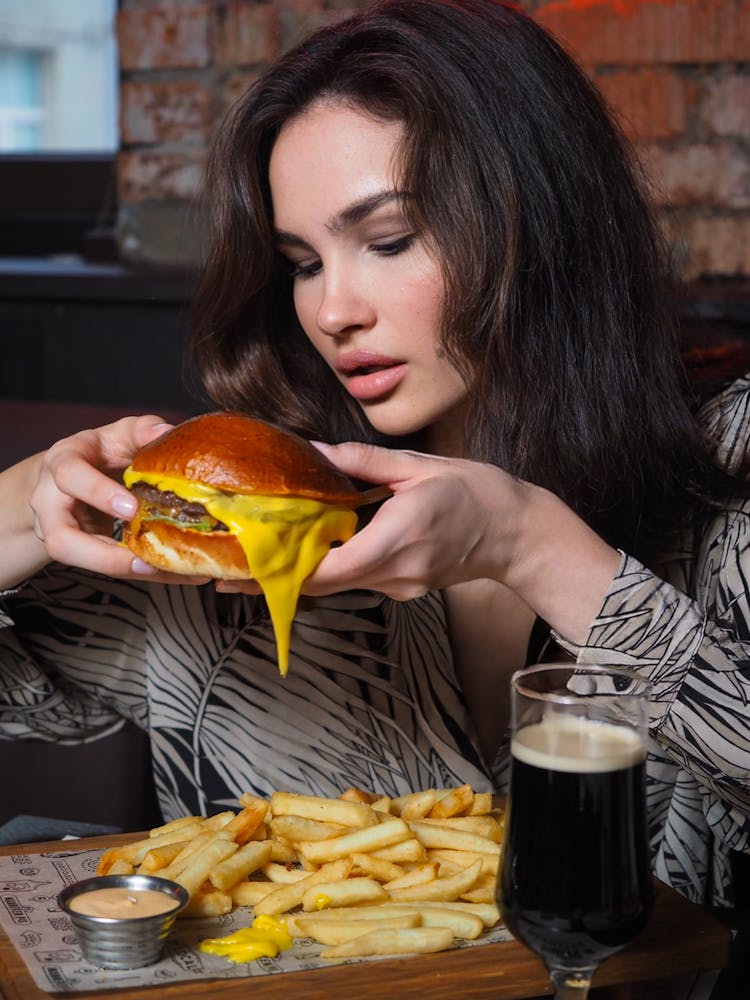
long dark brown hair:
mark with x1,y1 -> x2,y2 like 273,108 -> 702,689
190,0 -> 734,562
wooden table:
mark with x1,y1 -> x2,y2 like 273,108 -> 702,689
0,834 -> 730,1000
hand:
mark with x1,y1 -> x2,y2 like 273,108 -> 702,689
300,441 -> 525,600
301,441 -> 621,644
4,415 -> 208,588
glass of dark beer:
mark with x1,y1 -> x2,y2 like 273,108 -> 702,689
498,663 -> 652,999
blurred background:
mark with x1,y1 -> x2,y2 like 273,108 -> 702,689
0,0 -> 748,459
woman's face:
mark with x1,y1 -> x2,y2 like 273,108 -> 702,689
268,100 -> 468,452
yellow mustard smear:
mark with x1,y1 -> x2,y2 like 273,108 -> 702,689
198,914 -> 292,964
313,893 -> 331,911
122,470 -> 357,676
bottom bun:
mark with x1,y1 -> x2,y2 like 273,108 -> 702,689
123,520 -> 251,579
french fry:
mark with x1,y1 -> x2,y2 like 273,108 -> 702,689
350,852 -> 404,883
138,841 -> 190,874
387,859 -> 483,903
209,840 -> 273,891
297,817 -> 410,865
429,784 -> 475,819
460,873 -> 497,904
149,815 -> 202,839
417,815 -> 504,842
466,792 -> 494,815
107,858 -> 135,876
156,830 -> 227,881
271,791 -> 378,829
202,810 -> 237,831
339,787 -> 377,804
408,820 -> 501,856
176,838 -> 239,898
229,880 -> 276,907
400,790 -> 437,822
383,862 -> 438,891
394,905 -> 484,940
320,926 -> 454,959
253,858 -> 352,917
221,800 -> 269,844
269,815 -> 348,843
427,848 -> 499,877
370,796 -> 392,814
268,839 -> 298,864
302,876 -> 388,911
182,889 -> 233,918
391,789 -> 434,818
291,913 -> 419,944
387,900 -> 501,928
262,862 -> 312,884
370,838 -> 427,864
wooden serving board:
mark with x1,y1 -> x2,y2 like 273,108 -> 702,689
0,834 -> 730,1000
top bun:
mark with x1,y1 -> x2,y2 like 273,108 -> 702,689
129,411 -> 362,505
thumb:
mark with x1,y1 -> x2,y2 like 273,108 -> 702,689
312,440 -> 436,487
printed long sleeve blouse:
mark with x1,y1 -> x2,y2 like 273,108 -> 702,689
2,377 -> 750,907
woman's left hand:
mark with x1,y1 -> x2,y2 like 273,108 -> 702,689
305,441 -> 621,645
301,441 -> 523,599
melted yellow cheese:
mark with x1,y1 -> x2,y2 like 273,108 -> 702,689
123,468 -> 357,676
198,914 -> 292,963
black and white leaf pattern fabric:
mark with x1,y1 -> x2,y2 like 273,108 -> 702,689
3,376 -> 750,907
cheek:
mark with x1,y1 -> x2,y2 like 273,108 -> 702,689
292,285 -> 319,338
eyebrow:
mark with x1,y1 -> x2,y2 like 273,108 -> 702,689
274,189 -> 404,248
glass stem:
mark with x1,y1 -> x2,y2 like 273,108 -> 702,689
549,967 -> 596,999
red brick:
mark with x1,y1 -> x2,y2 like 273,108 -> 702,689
668,214 -> 750,277
117,5 -> 212,70
215,2 -> 281,67
640,142 -> 750,209
536,0 -> 750,67
120,80 -> 213,145
701,73 -> 750,137
117,149 -> 208,203
596,68 -> 695,140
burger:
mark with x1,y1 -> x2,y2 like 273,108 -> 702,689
122,411 -> 370,675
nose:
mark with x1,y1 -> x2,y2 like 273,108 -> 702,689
316,269 -> 376,338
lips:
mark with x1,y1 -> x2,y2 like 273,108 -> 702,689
336,351 -> 407,402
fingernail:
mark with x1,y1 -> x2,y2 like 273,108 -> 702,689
112,494 -> 138,518
131,557 -> 157,574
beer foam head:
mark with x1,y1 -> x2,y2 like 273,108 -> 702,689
512,714 -> 645,773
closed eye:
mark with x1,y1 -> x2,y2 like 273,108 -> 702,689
287,257 -> 322,281
371,234 -> 415,256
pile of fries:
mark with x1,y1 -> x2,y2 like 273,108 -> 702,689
97,783 -> 504,959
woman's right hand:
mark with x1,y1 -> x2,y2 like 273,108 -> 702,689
0,415 -> 205,590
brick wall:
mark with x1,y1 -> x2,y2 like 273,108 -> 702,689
116,0 -> 750,280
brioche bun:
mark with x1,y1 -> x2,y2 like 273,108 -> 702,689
122,411 -> 362,579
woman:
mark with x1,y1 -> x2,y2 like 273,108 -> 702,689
1,0 -> 748,910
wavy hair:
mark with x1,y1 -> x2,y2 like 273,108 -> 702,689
190,0 -> 729,561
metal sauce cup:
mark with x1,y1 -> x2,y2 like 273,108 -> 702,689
58,874 -> 189,969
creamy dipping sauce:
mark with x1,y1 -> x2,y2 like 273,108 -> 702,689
68,887 -> 178,919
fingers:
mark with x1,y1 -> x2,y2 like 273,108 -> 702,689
312,441 -> 441,488
29,415 -> 178,580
